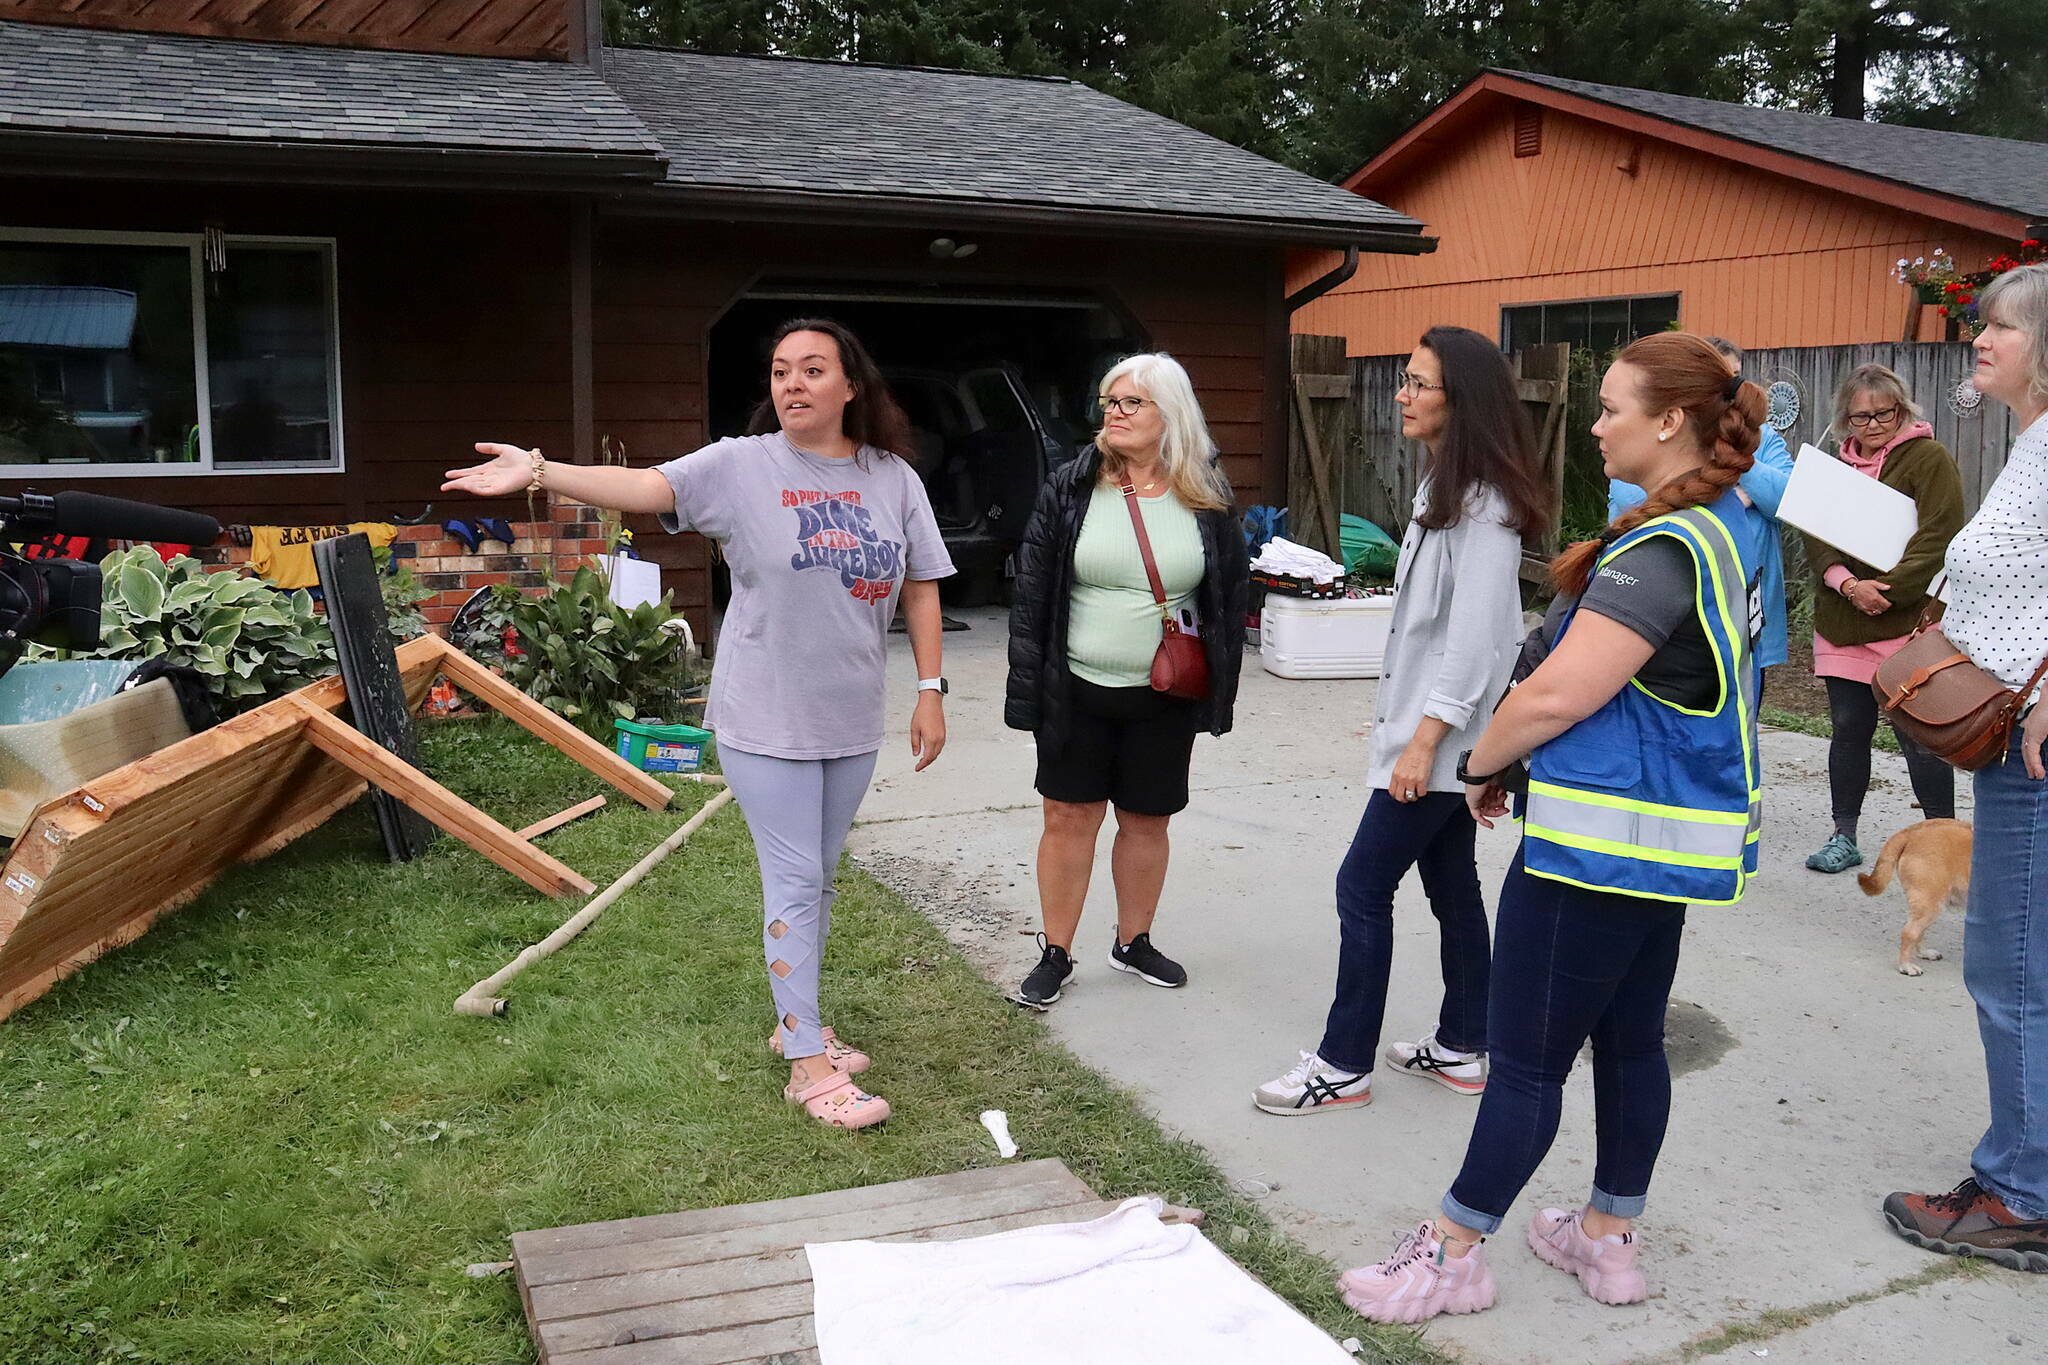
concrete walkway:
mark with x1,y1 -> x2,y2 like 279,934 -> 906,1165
853,607 -> 2045,1364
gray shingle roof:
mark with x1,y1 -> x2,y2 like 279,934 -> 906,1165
0,21 -> 665,160
1502,70 -> 2048,221
605,47 -> 1422,240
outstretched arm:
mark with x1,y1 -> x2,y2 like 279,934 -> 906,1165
443,443 -> 675,514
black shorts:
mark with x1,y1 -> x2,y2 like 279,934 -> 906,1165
1035,675 -> 1200,816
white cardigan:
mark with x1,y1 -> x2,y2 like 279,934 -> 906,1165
1364,484 -> 1527,793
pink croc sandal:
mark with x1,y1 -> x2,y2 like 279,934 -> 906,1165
768,1025 -> 871,1075
786,1072 -> 891,1130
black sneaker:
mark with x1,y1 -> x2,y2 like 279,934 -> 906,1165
1108,932 -> 1186,988
1015,933 -> 1073,1010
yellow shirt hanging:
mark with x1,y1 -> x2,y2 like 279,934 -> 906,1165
247,523 -> 399,589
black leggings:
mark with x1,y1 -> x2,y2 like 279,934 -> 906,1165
1825,675 -> 1954,838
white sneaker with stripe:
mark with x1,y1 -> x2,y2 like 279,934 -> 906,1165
1253,1050 -> 1372,1116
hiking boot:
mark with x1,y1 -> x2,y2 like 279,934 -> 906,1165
1384,1030 -> 1487,1096
1337,1221 -> 1496,1324
1883,1177 -> 2048,1273
1014,933 -> 1073,1010
1806,833 -> 1863,873
1253,1050 -> 1372,1116
1527,1207 -> 1648,1303
1108,932 -> 1186,987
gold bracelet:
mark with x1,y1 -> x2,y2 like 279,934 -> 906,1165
525,448 -> 546,494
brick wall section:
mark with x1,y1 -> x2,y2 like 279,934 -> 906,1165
190,500 -> 613,634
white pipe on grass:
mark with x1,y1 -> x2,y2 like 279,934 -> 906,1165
454,785 -> 736,1017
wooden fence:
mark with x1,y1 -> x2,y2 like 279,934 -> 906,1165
1333,340 -> 2017,537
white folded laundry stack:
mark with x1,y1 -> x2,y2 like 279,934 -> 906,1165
806,1197 -> 1354,1365
1250,536 -> 1343,584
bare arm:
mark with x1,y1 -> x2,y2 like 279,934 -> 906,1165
443,443 -> 674,514
901,578 -> 946,770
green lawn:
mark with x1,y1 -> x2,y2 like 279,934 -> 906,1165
0,718 -> 1432,1364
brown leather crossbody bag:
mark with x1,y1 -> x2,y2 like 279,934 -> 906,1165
1119,481 -> 1210,702
1871,610 -> 2048,770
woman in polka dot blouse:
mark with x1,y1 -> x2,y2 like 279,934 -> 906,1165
1882,262 -> 2048,1271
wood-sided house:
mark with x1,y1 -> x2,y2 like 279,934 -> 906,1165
1291,68 -> 2048,359
0,3 -> 1430,631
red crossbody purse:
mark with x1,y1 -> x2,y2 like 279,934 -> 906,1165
1119,481 -> 1210,702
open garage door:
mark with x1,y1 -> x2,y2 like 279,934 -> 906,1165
709,284 -> 1144,603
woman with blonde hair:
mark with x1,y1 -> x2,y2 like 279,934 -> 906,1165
1004,353 -> 1249,1007
1802,362 -> 1964,874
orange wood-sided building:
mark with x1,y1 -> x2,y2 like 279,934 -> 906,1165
1292,70 -> 2048,358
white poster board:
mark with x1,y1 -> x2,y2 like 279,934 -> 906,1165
1775,444 -> 1919,572
595,553 -> 661,610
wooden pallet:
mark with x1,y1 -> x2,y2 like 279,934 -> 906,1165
512,1159 -> 1116,1365
0,634 -> 674,1023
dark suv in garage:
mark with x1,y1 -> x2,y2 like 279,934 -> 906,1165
888,364 -> 1075,604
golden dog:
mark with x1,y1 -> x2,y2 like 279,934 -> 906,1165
1857,819 -> 1973,977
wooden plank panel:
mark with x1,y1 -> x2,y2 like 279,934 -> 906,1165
521,1166 -> 1094,1285
553,1315 -> 814,1365
528,1199 -> 1117,1323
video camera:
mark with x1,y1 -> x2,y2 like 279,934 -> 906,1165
0,490 -> 223,679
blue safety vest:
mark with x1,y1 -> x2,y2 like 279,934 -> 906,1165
1522,494 -> 1763,906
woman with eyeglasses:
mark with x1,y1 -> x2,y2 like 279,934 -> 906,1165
1255,326 -> 1547,1117
1005,353 -> 1248,1009
1801,362 -> 1964,874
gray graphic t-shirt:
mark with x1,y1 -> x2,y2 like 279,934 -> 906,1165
657,433 -> 953,759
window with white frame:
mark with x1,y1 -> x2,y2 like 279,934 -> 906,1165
0,230 -> 342,476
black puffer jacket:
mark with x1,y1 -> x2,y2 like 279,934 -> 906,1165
1004,447 -> 1250,753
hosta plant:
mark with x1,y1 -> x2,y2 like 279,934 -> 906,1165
26,549 -> 333,711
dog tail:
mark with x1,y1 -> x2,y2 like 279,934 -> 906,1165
1858,828 -> 1908,896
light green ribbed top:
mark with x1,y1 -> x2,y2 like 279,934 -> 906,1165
1066,482 -> 1204,688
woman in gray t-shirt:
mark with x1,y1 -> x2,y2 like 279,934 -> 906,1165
446,318 -> 952,1131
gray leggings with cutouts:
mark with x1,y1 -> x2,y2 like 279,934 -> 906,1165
718,744 -> 879,1062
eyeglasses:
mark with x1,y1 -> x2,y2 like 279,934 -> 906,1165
1845,405 -> 1902,428
1396,374 -> 1445,396
1098,395 -> 1152,416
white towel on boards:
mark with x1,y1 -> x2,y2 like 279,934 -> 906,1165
806,1197 -> 1354,1365
1250,536 -> 1343,583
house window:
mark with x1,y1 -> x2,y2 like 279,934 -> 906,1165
0,230 -> 342,477
1501,294 -> 1680,354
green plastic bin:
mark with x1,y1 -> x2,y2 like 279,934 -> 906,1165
613,718 -> 712,773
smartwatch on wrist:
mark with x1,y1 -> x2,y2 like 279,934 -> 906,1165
916,677 -> 948,696
1456,749 -> 1498,785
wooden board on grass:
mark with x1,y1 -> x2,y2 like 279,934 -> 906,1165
0,634 -> 675,1023
511,1159 -> 1117,1365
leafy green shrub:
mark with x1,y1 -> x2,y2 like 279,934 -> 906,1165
460,565 -> 700,734
27,549 -> 332,710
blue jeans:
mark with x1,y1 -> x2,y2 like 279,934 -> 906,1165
1967,723 -> 2048,1219
1317,790 -> 1489,1074
1442,849 -> 1686,1235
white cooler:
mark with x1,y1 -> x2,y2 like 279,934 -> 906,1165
1259,593 -> 1394,679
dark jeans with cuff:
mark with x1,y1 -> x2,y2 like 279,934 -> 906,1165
1317,789 -> 1490,1075
1441,849 -> 1686,1236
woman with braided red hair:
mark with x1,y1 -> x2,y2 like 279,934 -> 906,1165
1338,333 -> 1771,1324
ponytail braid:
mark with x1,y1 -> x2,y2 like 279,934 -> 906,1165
1551,334 -> 1766,595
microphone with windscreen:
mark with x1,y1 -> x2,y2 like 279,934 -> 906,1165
1,490 -> 222,547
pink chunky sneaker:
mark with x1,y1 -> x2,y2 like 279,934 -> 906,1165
1527,1208 -> 1648,1304
1337,1220 -> 1497,1323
